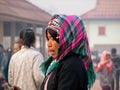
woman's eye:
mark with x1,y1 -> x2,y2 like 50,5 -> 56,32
48,37 -> 54,40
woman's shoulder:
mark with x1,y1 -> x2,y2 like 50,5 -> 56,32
59,54 -> 84,71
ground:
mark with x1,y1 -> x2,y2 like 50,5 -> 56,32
91,79 -> 101,90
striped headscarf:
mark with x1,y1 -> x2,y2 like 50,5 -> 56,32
40,14 -> 96,89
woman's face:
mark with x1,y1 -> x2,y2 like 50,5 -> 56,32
47,32 -> 59,59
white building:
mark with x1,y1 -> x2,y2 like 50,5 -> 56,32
81,0 -> 120,54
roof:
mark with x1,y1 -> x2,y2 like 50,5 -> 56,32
81,0 -> 120,19
0,0 -> 51,25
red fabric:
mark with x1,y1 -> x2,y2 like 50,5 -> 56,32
96,50 -> 113,75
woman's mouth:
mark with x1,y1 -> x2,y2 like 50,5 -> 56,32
48,50 -> 55,56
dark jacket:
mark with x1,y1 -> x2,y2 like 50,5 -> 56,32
111,55 -> 120,69
40,53 -> 88,90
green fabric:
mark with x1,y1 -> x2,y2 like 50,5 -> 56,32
40,56 -> 53,75
40,56 -> 59,76
46,60 -> 59,75
86,61 -> 96,89
73,44 -> 96,89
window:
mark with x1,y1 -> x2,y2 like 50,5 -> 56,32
98,26 -> 106,36
3,22 -> 11,36
16,22 -> 23,36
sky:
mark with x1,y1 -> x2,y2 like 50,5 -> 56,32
27,0 -> 96,15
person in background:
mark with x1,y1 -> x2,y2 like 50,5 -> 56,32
40,14 -> 96,90
95,50 -> 113,90
3,42 -> 21,83
0,44 -> 8,72
13,42 -> 21,54
1,71 -> 22,90
0,71 -> 6,90
8,28 -> 44,90
0,71 -> 12,90
6,48 -> 12,62
111,48 -> 120,90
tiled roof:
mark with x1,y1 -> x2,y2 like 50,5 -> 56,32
81,0 -> 120,19
0,0 -> 51,24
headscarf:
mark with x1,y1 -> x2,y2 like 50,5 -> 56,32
96,50 -> 113,75
40,14 -> 96,89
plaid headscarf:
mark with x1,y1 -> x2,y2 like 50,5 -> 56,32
40,14 -> 96,89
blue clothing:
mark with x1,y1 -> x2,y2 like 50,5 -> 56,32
3,53 -> 12,82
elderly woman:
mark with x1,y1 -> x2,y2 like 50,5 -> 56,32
40,14 -> 96,90
96,50 -> 113,90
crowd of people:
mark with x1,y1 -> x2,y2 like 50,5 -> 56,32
0,14 -> 119,90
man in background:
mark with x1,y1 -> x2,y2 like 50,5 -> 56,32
111,48 -> 120,90
0,44 -> 8,72
13,42 -> 21,54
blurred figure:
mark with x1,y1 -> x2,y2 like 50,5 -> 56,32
0,71 -> 12,90
13,42 -> 21,53
0,71 -> 5,90
0,71 -> 22,90
6,48 -> 12,62
3,48 -> 12,83
3,42 -> 21,83
0,44 -> 8,72
92,51 -> 101,69
96,50 -> 113,90
111,48 -> 120,90
8,28 -> 44,90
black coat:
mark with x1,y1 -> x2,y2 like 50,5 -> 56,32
40,53 -> 88,90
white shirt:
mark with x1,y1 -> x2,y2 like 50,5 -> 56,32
8,46 -> 44,90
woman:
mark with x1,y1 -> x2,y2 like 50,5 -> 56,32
8,28 -> 44,90
96,50 -> 113,90
40,14 -> 96,90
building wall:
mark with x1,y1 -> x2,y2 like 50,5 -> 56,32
85,20 -> 120,49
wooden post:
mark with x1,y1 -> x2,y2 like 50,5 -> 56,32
0,21 -> 3,44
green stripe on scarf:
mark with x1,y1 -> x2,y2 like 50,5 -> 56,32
87,61 -> 96,89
